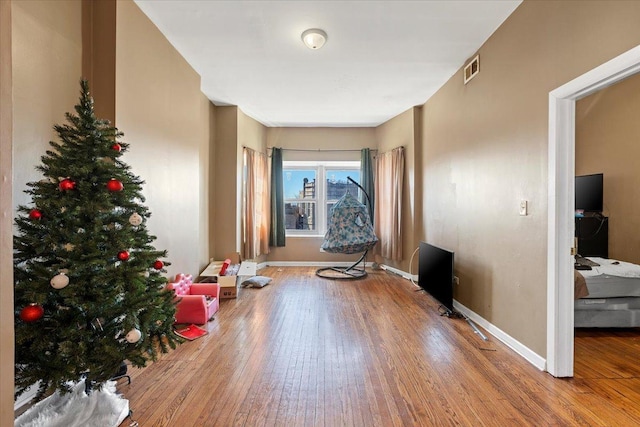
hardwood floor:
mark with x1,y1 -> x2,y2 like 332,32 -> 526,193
118,267 -> 640,426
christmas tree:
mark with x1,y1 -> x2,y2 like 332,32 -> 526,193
14,80 -> 180,402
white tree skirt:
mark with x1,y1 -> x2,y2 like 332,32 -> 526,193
15,380 -> 129,427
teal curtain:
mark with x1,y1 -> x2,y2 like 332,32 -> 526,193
269,147 -> 286,247
360,148 -> 375,220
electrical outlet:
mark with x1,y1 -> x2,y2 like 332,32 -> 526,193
519,200 -> 528,216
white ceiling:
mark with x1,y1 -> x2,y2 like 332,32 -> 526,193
134,1 -> 521,127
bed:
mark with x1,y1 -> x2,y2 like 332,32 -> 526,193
574,257 -> 640,328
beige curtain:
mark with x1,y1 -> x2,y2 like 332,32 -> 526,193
374,146 -> 405,261
242,147 -> 270,259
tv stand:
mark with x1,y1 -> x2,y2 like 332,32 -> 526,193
575,215 -> 608,258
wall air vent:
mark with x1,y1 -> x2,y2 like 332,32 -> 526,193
463,54 -> 480,85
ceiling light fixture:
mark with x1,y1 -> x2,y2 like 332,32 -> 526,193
301,28 -> 327,50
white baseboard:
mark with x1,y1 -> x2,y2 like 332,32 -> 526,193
453,301 -> 546,371
379,263 -> 410,280
379,263 -> 418,283
261,261 -> 374,268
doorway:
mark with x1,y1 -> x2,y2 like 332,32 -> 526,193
547,44 -> 640,377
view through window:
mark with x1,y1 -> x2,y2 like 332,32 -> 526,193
283,161 -> 360,235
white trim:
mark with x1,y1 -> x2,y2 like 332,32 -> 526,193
546,95 -> 575,377
258,262 -> 411,280
262,261 -> 375,268
547,44 -> 640,377
379,263 -> 414,281
454,302 -> 546,371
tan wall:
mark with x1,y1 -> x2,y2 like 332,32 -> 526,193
419,0 -> 640,355
375,108 -> 420,273
237,109 -> 268,262
115,0 -> 211,277
213,106 -> 239,260
1,0 -> 13,422
82,0 -> 116,123
267,127 -> 375,161
576,73 -> 640,264
213,107 -> 268,262
202,104 -> 215,269
266,127 -> 376,262
238,109 -> 268,153
9,0 -> 83,414
12,0 -> 82,212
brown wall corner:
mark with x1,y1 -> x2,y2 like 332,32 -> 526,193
0,1 -> 14,423
207,102 -> 217,267
213,106 -> 239,259
82,0 -> 116,124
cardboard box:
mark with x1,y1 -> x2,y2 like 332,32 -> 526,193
198,253 -> 256,299
219,285 -> 237,299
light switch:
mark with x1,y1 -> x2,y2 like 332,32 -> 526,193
519,200 -> 528,216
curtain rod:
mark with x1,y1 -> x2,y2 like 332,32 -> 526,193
267,147 -> 377,153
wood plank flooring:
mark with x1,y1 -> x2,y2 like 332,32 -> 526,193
118,267 -> 640,426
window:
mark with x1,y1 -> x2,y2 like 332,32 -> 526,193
283,161 -> 360,236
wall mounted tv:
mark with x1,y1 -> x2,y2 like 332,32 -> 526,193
575,173 -> 603,213
418,242 -> 454,312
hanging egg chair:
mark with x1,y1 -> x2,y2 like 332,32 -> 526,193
316,178 -> 377,280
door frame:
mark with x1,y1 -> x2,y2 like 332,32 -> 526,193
546,45 -> 640,377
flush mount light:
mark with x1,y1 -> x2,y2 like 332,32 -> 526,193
301,28 -> 327,50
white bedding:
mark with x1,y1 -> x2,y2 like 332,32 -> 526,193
579,257 -> 640,278
578,257 -> 640,299
574,257 -> 640,327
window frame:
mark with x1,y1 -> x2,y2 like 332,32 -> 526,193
283,160 -> 360,237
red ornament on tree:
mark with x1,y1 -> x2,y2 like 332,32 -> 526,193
20,303 -> 44,323
29,209 -> 42,220
117,250 -> 130,261
106,179 -> 124,192
111,143 -> 122,152
59,179 -> 76,191
153,260 -> 164,270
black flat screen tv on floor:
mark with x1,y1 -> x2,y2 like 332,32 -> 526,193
418,241 -> 454,312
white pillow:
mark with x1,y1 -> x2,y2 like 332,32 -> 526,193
243,276 -> 272,288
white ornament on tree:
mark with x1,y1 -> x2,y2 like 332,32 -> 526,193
128,212 -> 143,226
50,273 -> 70,289
125,328 -> 142,343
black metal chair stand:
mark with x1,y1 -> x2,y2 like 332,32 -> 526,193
316,250 -> 369,280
